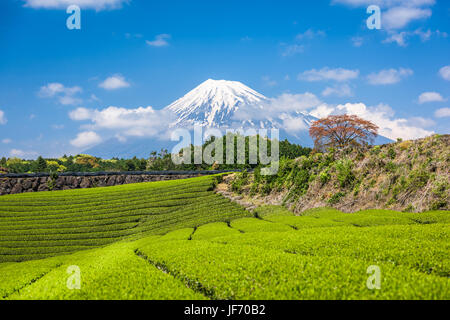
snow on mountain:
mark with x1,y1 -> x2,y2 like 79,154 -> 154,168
166,79 -> 272,128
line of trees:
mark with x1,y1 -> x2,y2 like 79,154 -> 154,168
0,136 -> 311,174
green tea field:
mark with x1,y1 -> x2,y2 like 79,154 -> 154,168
0,175 -> 448,300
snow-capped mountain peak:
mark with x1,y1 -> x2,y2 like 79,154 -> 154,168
165,79 -> 269,128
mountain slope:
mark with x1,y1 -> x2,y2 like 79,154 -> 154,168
226,134 -> 449,213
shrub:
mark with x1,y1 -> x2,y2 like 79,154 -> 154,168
319,170 -> 331,185
403,205 -> 414,213
399,141 -> 412,151
385,161 -> 397,173
406,169 -> 430,191
335,159 -> 355,188
353,181 -> 361,197
387,148 -> 396,160
371,145 -> 381,155
328,192 -> 346,204
432,178 -> 449,199
47,172 -> 59,191
430,200 -> 447,210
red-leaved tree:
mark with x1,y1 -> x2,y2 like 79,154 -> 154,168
309,114 -> 379,151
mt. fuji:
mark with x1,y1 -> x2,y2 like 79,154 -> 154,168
165,79 -> 317,132
167,79 -> 270,128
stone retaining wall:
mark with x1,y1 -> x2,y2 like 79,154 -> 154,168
0,171 -> 234,195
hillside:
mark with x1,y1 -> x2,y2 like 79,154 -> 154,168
227,134 -> 449,213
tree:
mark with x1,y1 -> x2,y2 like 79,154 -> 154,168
309,114 -> 378,151
75,154 -> 99,169
35,156 -> 47,172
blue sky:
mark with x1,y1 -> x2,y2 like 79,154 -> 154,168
0,0 -> 449,158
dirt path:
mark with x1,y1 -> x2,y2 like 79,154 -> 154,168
215,174 -> 257,212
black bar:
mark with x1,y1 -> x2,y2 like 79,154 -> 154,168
2,300 -> 445,318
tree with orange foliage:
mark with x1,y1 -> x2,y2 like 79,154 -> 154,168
309,114 -> 379,151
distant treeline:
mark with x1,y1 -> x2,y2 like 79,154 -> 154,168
0,136 -> 311,174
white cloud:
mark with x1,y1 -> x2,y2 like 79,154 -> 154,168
146,34 -> 171,47
23,0 -> 129,11
69,106 -> 175,138
39,83 -> 82,97
407,117 -> 435,128
296,29 -> 326,40
244,94 -> 320,133
99,74 -> 130,90
367,68 -> 413,85
233,93 -> 322,122
39,82 -> 83,105
298,67 -> 359,82
332,0 -> 435,7
418,92 -> 445,104
351,36 -> 364,47
125,33 -> 143,39
270,93 -> 322,112
232,94 -> 428,142
383,29 -> 446,47
38,83 -> 64,97
281,29 -> 325,57
262,76 -> 277,87
115,134 -> 127,143
52,124 -> 65,130
320,102 -> 434,140
282,117 -> 309,132
9,149 -> 38,158
2,138 -> 11,144
309,104 -> 335,119
69,107 -> 92,121
0,110 -> 6,124
383,7 -> 432,30
435,108 -> 450,118
89,94 -> 101,103
414,28 -> 432,41
322,84 -> 354,97
70,131 -> 102,148
439,66 -> 450,81
383,32 -> 408,46
59,95 -> 83,105
281,44 -> 304,57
